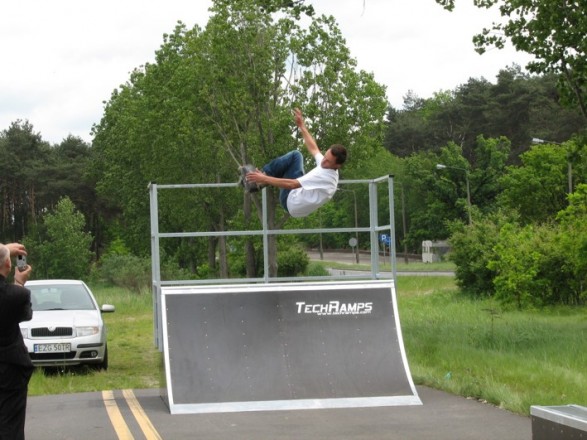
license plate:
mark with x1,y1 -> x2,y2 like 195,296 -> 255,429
34,343 -> 71,353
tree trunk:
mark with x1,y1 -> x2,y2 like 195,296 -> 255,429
266,191 -> 278,277
218,207 -> 228,278
243,193 -> 257,278
207,236 -> 217,273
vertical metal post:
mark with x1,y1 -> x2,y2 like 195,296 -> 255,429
388,175 -> 397,281
369,180 -> 379,278
352,189 -> 359,264
149,183 -> 163,349
262,188 -> 269,282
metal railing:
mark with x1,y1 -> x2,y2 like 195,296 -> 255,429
149,175 -> 397,347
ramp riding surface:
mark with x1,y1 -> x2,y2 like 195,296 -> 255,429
160,281 -> 420,413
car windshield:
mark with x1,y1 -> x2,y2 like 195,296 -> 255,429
28,284 -> 96,311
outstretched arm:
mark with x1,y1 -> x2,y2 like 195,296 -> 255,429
294,108 -> 320,157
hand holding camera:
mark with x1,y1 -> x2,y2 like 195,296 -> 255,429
14,252 -> 32,287
16,255 -> 28,272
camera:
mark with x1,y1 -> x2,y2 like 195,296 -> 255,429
16,255 -> 27,272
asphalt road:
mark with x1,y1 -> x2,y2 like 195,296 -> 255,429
26,386 -> 531,440
307,250 -> 455,277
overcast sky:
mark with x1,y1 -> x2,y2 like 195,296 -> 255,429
0,0 -> 533,145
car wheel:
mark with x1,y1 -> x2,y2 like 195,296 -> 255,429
95,345 -> 108,371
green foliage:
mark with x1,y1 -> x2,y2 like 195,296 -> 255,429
0,122 -> 101,251
93,254 -> 151,295
556,183 -> 587,303
103,237 -> 131,256
92,241 -> 200,293
396,136 -> 510,252
227,241 -> 309,278
386,67 -> 586,158
91,0 -> 388,275
489,223 -> 548,309
305,262 -> 330,277
498,143 -> 569,223
26,197 -> 94,280
277,244 -> 309,277
0,120 -> 50,241
451,191 -> 586,307
448,212 -> 513,298
435,0 -> 587,119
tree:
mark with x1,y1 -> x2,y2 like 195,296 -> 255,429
556,184 -> 587,304
26,197 -> 94,279
92,0 -> 388,277
385,67 -> 586,160
498,143 -> 569,223
435,0 -> 587,119
0,120 -> 51,241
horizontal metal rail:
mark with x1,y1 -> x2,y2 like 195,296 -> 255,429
157,225 -> 388,239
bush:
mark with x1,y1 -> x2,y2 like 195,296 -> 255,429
277,245 -> 309,277
451,193 -> 587,308
448,212 -> 514,298
94,254 -> 150,295
305,262 -> 330,277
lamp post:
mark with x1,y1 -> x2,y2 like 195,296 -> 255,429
436,163 -> 472,225
531,137 -> 573,194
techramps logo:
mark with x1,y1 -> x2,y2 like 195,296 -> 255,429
295,300 -> 373,316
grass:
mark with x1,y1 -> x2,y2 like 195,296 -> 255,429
28,278 -> 587,417
398,283 -> 587,415
312,258 -> 455,273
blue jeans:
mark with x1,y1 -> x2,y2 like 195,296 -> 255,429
262,151 -> 305,211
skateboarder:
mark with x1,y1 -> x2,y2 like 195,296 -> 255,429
242,108 -> 347,218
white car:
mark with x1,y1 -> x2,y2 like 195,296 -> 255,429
19,280 -> 115,370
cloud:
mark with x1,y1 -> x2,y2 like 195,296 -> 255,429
0,0 -> 533,144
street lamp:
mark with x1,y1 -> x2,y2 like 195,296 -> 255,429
436,163 -> 472,225
531,137 -> 573,194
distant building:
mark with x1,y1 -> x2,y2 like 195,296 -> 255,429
422,240 -> 450,263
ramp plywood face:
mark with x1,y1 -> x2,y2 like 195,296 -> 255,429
162,281 -> 420,413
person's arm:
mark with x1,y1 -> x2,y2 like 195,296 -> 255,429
294,108 -> 320,157
19,289 -> 33,322
246,170 -> 301,190
14,263 -> 31,288
6,243 -> 26,257
14,264 -> 33,322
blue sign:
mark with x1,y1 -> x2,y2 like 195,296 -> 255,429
380,234 -> 391,246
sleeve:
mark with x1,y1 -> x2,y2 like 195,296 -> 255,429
18,288 -> 33,322
313,152 -> 324,167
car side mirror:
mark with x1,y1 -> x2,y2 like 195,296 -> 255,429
101,304 -> 115,313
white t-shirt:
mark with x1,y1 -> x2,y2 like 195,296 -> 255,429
286,153 -> 339,218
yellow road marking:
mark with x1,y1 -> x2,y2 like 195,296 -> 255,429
102,390 -> 134,440
123,389 -> 163,440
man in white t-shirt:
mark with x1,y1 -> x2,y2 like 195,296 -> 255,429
244,108 -> 347,218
